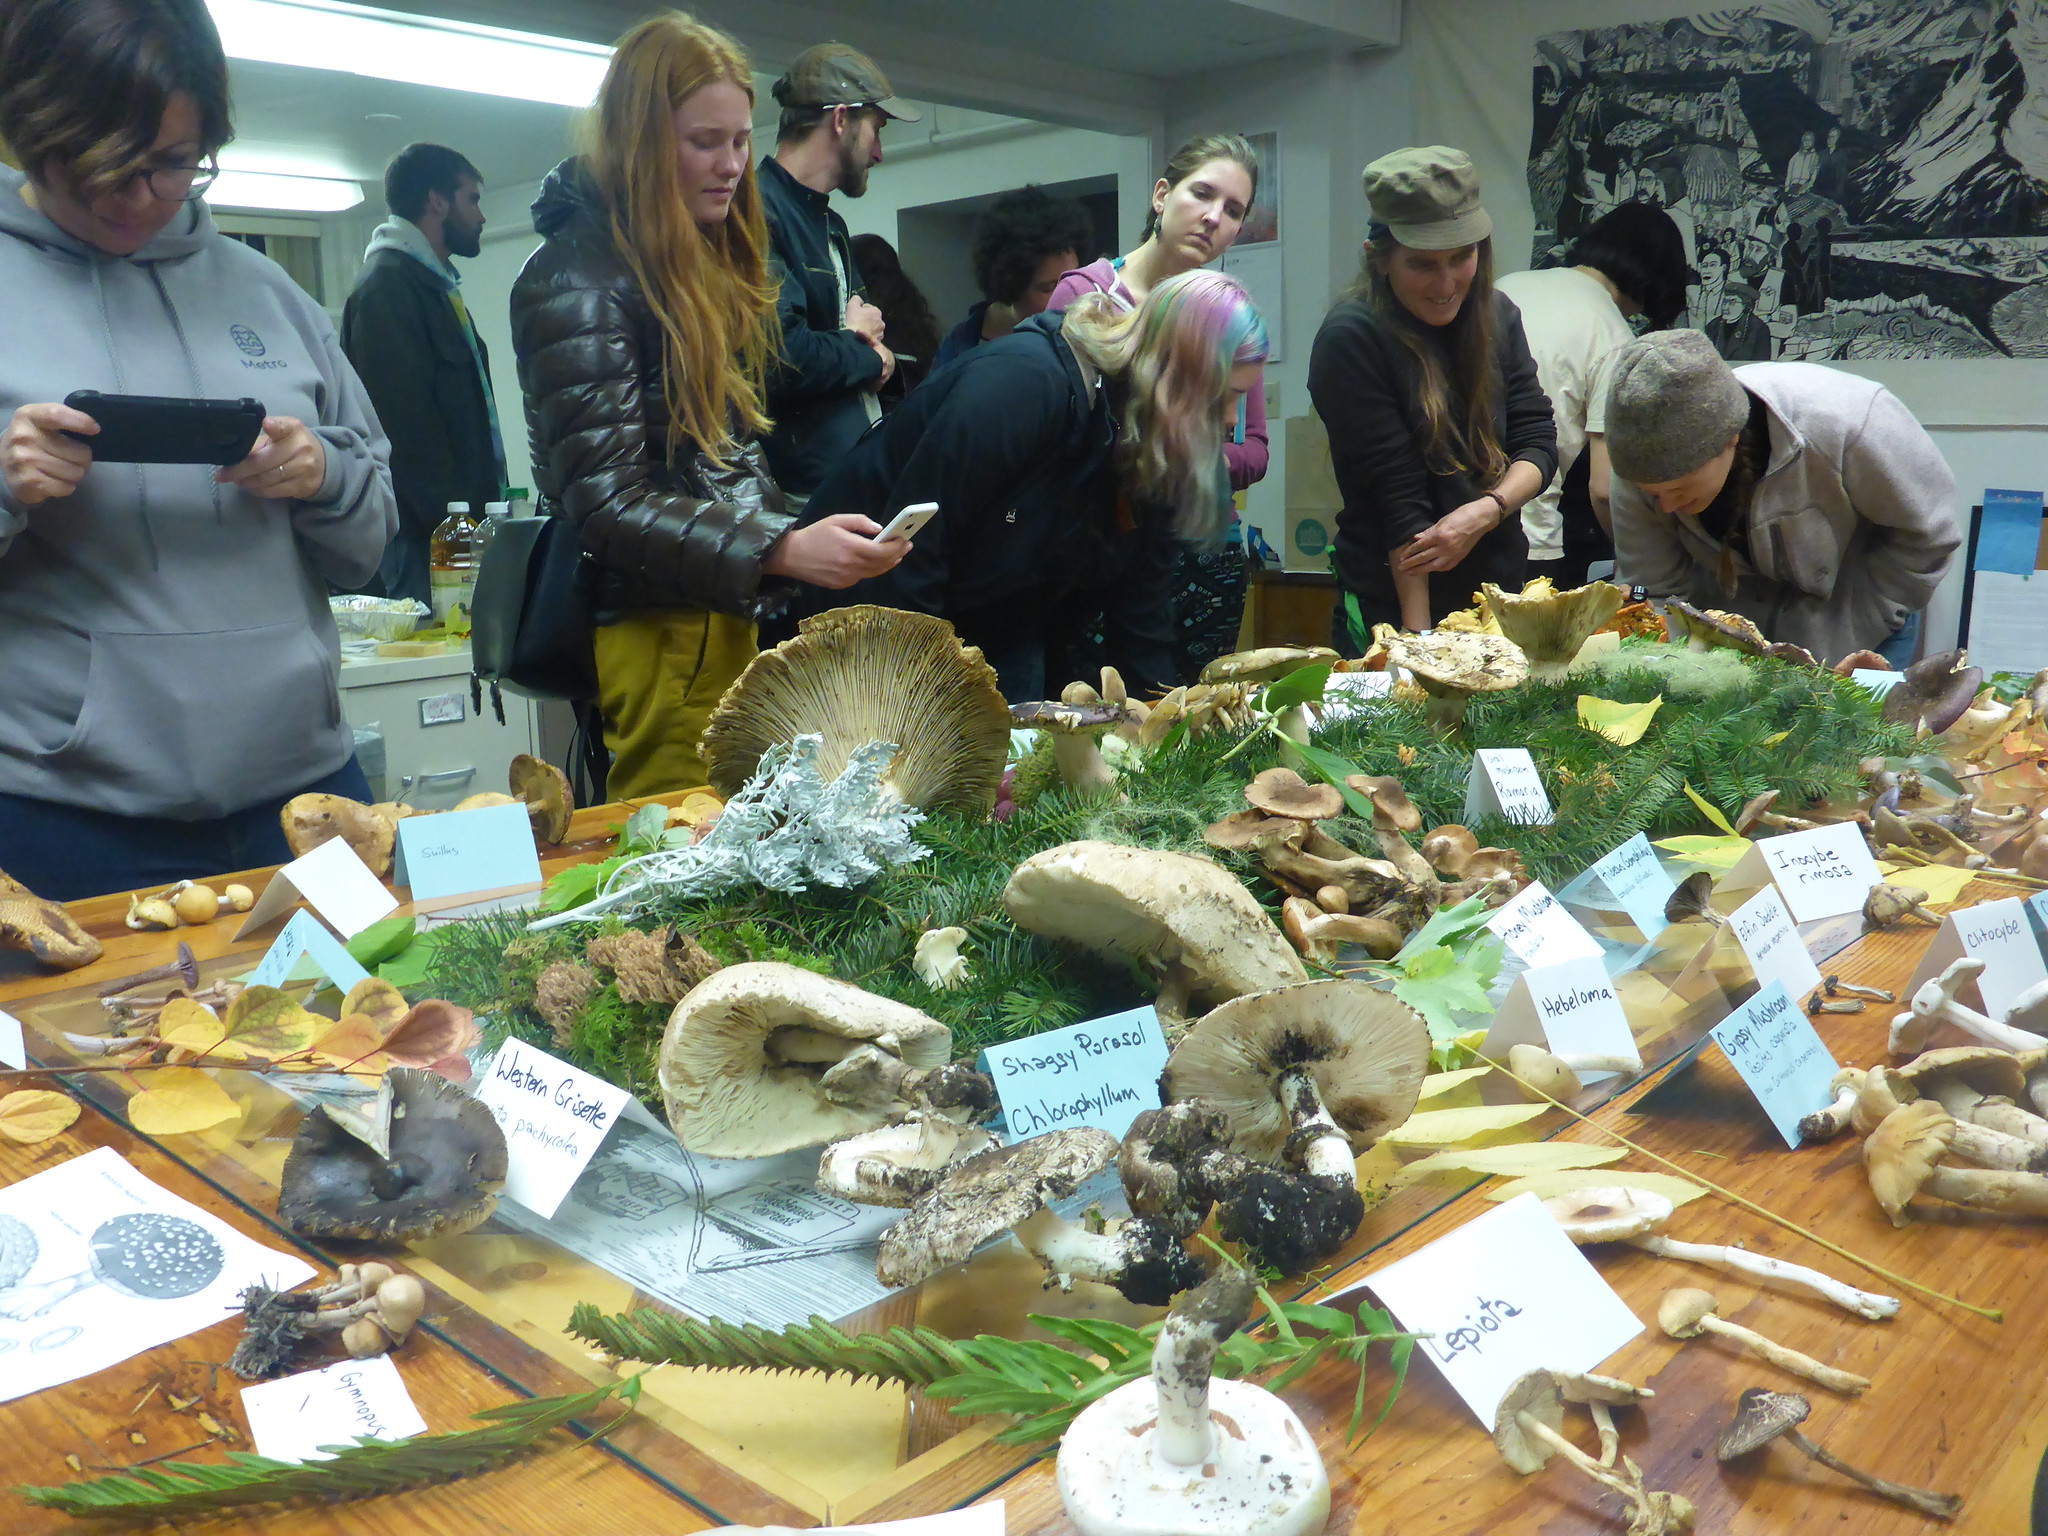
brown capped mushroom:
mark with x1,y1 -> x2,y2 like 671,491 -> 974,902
280,793 -> 399,877
1863,881 -> 1940,930
1656,599 -> 1767,655
1893,1047 -> 2048,1152
1011,698 -> 1126,800
1881,649 -> 1985,735
1480,578 -> 1628,681
1281,896 -> 1403,963
1863,1098 -> 2048,1224
1656,1288 -> 1870,1394
1251,820 -> 1406,912
1244,766 -> 1344,822
1831,650 -> 1891,677
1717,1386 -> 1961,1520
509,753 -> 575,843
1421,824 -> 1480,877
1850,1066 -> 2042,1170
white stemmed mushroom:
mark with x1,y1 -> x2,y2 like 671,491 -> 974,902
815,1117 -> 996,1207
1657,1288 -> 1871,1395
1377,626 -> 1530,734
1890,959 -> 2048,1056
1796,1067 -> 1869,1143
1551,1369 -> 1654,1468
1011,698 -> 1128,800
1055,1266 -> 1329,1536
1849,1067 -> 2042,1171
911,926 -> 971,989
1493,1370 -> 1693,1534
1543,1187 -> 1899,1321
1503,1043 -> 1643,1102
1863,1099 -> 2048,1225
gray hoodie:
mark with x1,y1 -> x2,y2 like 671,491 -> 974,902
0,169 -> 396,819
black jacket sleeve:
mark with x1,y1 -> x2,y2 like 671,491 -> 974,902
1099,510 -> 1180,698
512,275 -> 791,616
341,268 -> 462,540
1495,293 -> 1559,490
1308,305 -> 1440,553
767,251 -> 887,408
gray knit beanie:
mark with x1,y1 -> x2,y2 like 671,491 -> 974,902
1604,329 -> 1750,484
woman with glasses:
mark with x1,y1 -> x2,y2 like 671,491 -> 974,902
0,0 -> 397,900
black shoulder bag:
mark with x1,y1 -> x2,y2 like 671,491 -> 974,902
469,512 -> 596,704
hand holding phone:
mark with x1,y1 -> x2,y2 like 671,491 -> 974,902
61,391 -> 266,465
873,501 -> 938,544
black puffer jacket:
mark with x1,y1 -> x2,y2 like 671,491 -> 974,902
510,159 -> 792,622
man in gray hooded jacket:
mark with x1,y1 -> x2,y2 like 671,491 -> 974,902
0,0 -> 394,900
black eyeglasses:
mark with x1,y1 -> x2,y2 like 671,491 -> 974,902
138,161 -> 221,202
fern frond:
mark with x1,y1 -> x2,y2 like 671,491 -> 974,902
568,1306 -> 984,1388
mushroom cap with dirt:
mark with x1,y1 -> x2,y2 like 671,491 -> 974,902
509,754 -> 575,843
1003,841 -> 1307,1019
1161,979 -> 1430,1164
279,1068 -> 509,1242
700,605 -> 1012,813
1481,578 -> 1628,680
1881,649 -> 1985,735
1199,646 -> 1340,684
1378,627 -> 1529,732
0,867 -> 102,970
280,794 -> 400,876
658,962 -> 953,1158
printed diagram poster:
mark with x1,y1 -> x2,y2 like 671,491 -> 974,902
1529,2 -> 2048,361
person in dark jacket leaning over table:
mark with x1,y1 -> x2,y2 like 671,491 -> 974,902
1309,146 -> 1557,648
511,12 -> 903,799
341,141 -> 505,602
782,269 -> 1270,702
757,43 -> 919,500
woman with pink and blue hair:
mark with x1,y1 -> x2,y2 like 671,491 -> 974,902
780,268 -> 1269,700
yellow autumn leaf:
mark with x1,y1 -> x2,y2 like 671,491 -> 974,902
220,988 -> 321,1060
1484,1170 -> 1708,1208
307,1013 -> 394,1074
1577,694 -> 1663,747
1681,782 -> 1740,835
155,997 -> 238,1059
1396,1143 -> 1628,1181
1416,1066 -> 1493,1101
340,978 -> 408,1037
1761,730 -> 1790,746
0,1089 -> 81,1145
1382,1103 -> 1548,1146
1653,834 -> 1753,875
127,1068 -> 241,1136
1876,860 -> 1975,910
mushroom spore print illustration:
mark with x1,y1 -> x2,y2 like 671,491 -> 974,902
0,1212 -> 225,1322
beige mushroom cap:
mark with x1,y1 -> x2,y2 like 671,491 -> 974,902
1658,599 -> 1768,655
1862,1099 -> 1957,1224
1895,1046 -> 2027,1099
1552,1369 -> 1654,1407
1493,1369 -> 1567,1475
509,754 -> 575,843
1200,646 -> 1340,684
1346,774 -> 1424,834
1002,840 -> 1308,1008
1160,978 -> 1430,1159
280,793 -> 398,876
1541,1185 -> 1675,1244
1421,824 -> 1480,876
1245,767 -> 1344,821
1383,629 -> 1531,696
1656,1287 -> 1722,1338
658,962 -> 952,1158
1481,579 -> 1628,679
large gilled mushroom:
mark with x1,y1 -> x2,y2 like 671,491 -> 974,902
1200,646 -> 1341,685
1003,841 -> 1307,1025
658,963 -> 955,1158
875,1127 -> 1202,1305
1881,649 -> 1985,735
1848,1066 -> 2043,1171
1010,698 -> 1127,800
508,753 -> 574,843
1863,1098 -> 2048,1225
1377,626 -> 1530,733
0,866 -> 102,970
1889,957 -> 2048,1056
1717,1386 -> 1961,1521
1656,599 -> 1767,656
1492,1369 -> 1693,1534
278,1068 -> 508,1242
1543,1187 -> 1899,1320
1481,578 -> 1628,680
1344,774 -> 1441,891
815,1116 -> 996,1206
1891,1047 -> 2048,1153
700,605 -> 1013,813
1055,1265 -> 1329,1536
1656,1288 -> 1870,1394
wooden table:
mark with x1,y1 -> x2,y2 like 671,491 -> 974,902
2,809 -> 2040,1534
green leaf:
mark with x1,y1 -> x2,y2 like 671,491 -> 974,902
1391,936 -> 1502,1038
345,915 -> 416,968
1395,894 -> 1498,961
540,860 -> 607,914
1258,662 -> 1333,713
623,802 -> 669,853
375,927 -> 444,988
1284,738 -> 1378,819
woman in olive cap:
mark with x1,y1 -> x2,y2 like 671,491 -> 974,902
1309,146 -> 1557,644
1604,330 -> 1960,666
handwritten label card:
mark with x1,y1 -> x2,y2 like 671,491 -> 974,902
1850,669 -> 1905,698
1336,1193 -> 1642,1423
1734,821 -> 1884,924
2031,890 -> 2048,945
1487,880 -> 1604,969
1711,981 -> 1840,1147
1729,884 -> 1823,1000
1482,955 -> 1641,1091
0,1009 -> 23,1071
1586,832 -> 1679,939
474,1039 -> 633,1217
396,801 -> 544,914
1463,748 -> 1555,826
240,1354 -> 428,1463
235,835 -> 398,941
985,1005 -> 1168,1141
1905,896 -> 2048,1019
248,909 -> 370,992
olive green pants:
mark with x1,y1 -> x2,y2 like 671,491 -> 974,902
592,610 -> 756,798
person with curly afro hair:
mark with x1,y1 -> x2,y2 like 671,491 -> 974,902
934,185 -> 1095,368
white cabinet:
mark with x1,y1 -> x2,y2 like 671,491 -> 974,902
338,650 -> 537,810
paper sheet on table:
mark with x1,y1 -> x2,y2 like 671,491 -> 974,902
241,1354 -> 428,1462
0,1147 -> 316,1404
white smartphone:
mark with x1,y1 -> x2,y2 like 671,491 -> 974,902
873,500 -> 938,544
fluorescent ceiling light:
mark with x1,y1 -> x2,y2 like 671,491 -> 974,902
207,0 -> 611,109
206,167 -> 365,211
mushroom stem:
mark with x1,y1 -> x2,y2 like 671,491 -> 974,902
1516,1413 -> 1634,1497
1050,732 -> 1118,800
1276,1066 -> 1355,1184
1781,1426 -> 1963,1520
1921,1163 -> 2048,1216
1628,1235 -> 1899,1321
1587,1402 -> 1620,1467
1921,1079 -> 2048,1154
97,942 -> 199,998
1009,1207 -> 1128,1291
1693,1314 -> 1871,1395
1796,1077 -> 1863,1143
1150,1274 -> 1239,1469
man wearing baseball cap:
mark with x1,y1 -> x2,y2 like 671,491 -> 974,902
758,44 -> 921,500
1605,329 -> 1959,665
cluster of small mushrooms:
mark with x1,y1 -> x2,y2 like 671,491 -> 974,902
232,1261 -> 428,1379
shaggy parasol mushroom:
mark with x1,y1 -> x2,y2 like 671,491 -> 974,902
700,605 -> 1012,813
1881,649 -> 1984,735
1551,1370 -> 1654,1468
1503,1044 -> 1642,1102
1011,698 -> 1126,799
1054,1266 -> 1329,1536
1481,578 -> 1628,680
815,1116 -> 996,1206
658,963 -> 954,1157
1889,957 -> 2048,1056
876,1128 -> 1202,1305
1656,1288 -> 1871,1394
278,1069 -> 508,1242
1493,1370 -> 1693,1533
1003,841 -> 1307,1023
1543,1187 -> 1899,1320
280,793 -> 399,877
1656,599 -> 1767,655
1863,1098 -> 2048,1224
508,754 -> 574,843
1717,1386 -> 1961,1520
0,866 -> 102,970
1864,882 -> 1940,930
1377,626 -> 1529,733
